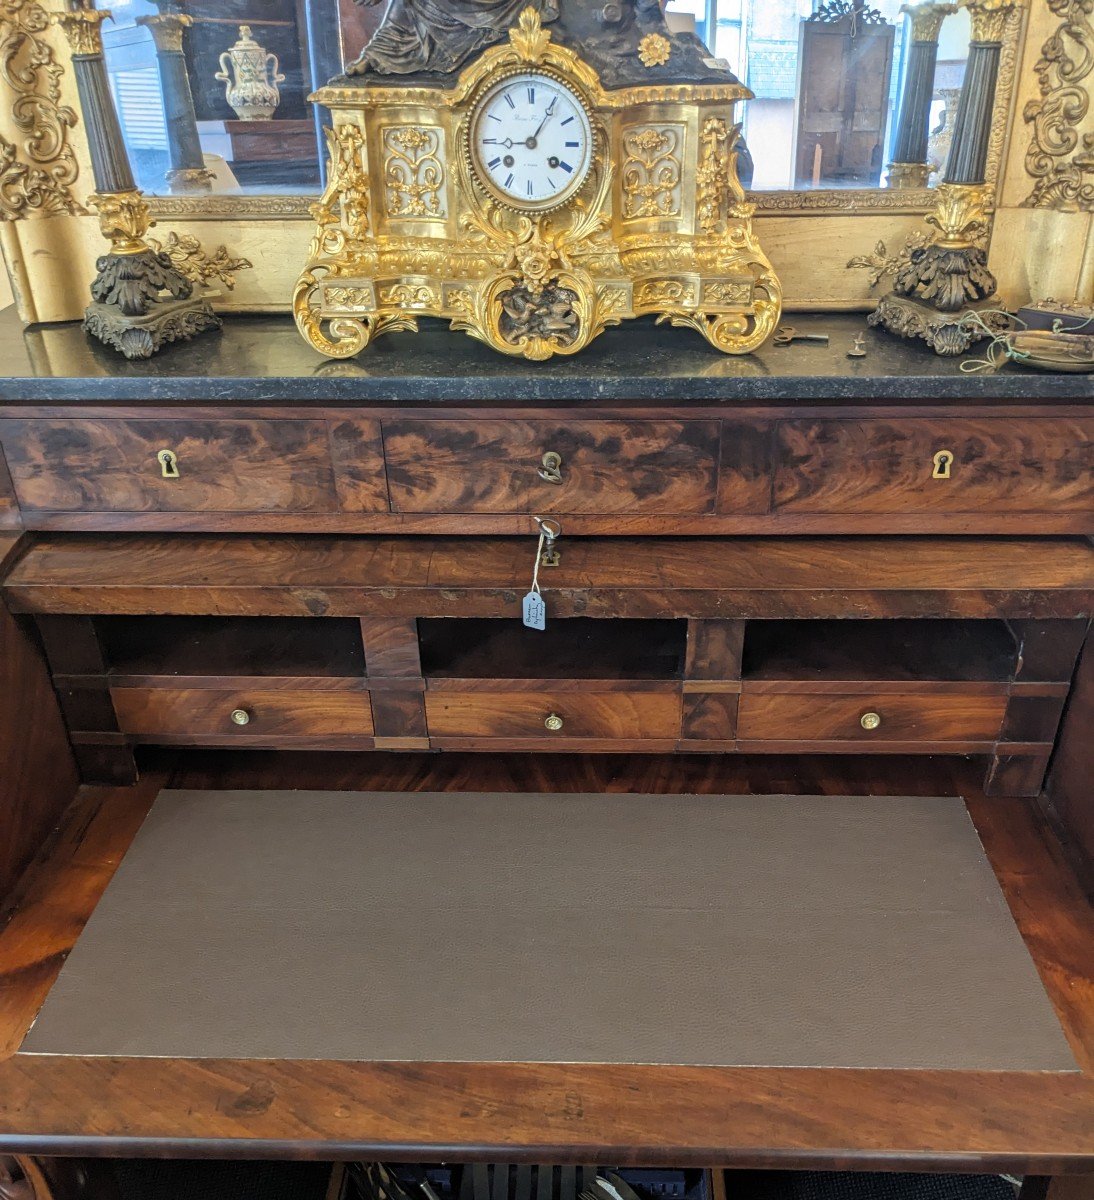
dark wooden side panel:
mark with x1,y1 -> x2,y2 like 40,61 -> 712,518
1046,630 -> 1094,891
0,443 -> 19,532
0,576 -> 79,909
33,615 -> 138,787
1010,620 -> 1093,682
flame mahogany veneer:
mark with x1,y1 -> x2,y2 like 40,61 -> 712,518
0,383 -> 1092,1183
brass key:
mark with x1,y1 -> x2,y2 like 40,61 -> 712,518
773,325 -> 830,347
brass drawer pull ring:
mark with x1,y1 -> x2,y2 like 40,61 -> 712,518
544,713 -> 564,732
860,712 -> 882,731
230,708 -> 252,727
157,448 -> 180,479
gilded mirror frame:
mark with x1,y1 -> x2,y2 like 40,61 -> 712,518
3,2 -> 1072,325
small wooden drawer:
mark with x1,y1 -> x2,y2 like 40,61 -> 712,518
425,690 -> 681,739
381,420 -> 719,513
111,687 -> 375,738
0,419 -> 383,513
773,419 -> 1094,514
737,692 -> 1007,743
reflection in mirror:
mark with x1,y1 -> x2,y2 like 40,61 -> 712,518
664,0 -> 971,189
102,0 -> 971,197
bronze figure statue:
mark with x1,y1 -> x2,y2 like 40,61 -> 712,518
348,0 -> 560,76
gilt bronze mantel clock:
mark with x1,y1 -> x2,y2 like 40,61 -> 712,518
294,0 -> 782,361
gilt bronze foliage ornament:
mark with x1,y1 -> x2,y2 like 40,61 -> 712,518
295,2 -> 781,361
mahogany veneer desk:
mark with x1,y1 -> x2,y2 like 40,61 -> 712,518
0,313 -> 1092,1200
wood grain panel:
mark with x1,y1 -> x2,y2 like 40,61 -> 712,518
327,420 -> 389,513
425,691 -> 681,740
681,692 -> 739,740
738,692 -> 1007,742
774,420 -> 1094,514
685,619 -> 746,680
0,420 -> 341,513
382,421 -> 719,514
111,688 -> 374,738
6,536 -> 1092,620
717,422 -> 774,514
360,617 -> 420,679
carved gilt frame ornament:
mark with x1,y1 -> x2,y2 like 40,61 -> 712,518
294,7 -> 781,360
0,0 -> 83,219
1022,0 -> 1093,211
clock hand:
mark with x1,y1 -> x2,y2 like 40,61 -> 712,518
527,96 -> 558,147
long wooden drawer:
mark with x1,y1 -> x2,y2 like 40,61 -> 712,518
774,419 -> 1094,514
425,690 -> 681,739
1,419 -> 385,513
111,687 -> 375,737
737,692 -> 1007,743
382,420 -> 719,513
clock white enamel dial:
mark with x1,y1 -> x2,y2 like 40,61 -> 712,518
468,71 -> 594,211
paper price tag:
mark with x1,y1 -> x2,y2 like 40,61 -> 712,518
522,590 -> 547,631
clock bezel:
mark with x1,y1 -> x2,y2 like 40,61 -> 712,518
463,66 -> 598,216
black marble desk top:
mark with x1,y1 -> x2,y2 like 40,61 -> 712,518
1,309 -> 1090,405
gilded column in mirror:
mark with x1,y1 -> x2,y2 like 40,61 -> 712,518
868,0 -> 1023,355
887,2 -> 956,188
136,1 -> 214,193
51,0 -> 219,358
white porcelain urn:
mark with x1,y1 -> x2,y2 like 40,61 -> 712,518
215,25 -> 285,121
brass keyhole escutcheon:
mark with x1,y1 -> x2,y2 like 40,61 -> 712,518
544,713 -> 564,732
230,708 -> 252,727
932,449 -> 954,480
158,448 -> 180,479
860,712 -> 882,732
538,451 -> 564,485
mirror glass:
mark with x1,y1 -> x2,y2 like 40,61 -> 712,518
101,0 -> 971,197
664,0 -> 971,190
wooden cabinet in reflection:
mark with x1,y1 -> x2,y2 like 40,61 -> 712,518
793,2 -> 896,188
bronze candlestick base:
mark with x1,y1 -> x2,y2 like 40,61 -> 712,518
83,190 -> 220,360
869,293 -> 1008,357
866,183 -> 1008,356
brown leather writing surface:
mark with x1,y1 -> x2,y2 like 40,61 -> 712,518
22,790 -> 1077,1070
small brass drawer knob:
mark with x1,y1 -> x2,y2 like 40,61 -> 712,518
230,708 -> 252,727
860,711 -> 882,732
544,713 -> 564,732
538,451 -> 564,485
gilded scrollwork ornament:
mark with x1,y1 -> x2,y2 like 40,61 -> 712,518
1022,0 -> 1094,211
0,0 -> 84,219
622,126 -> 683,219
